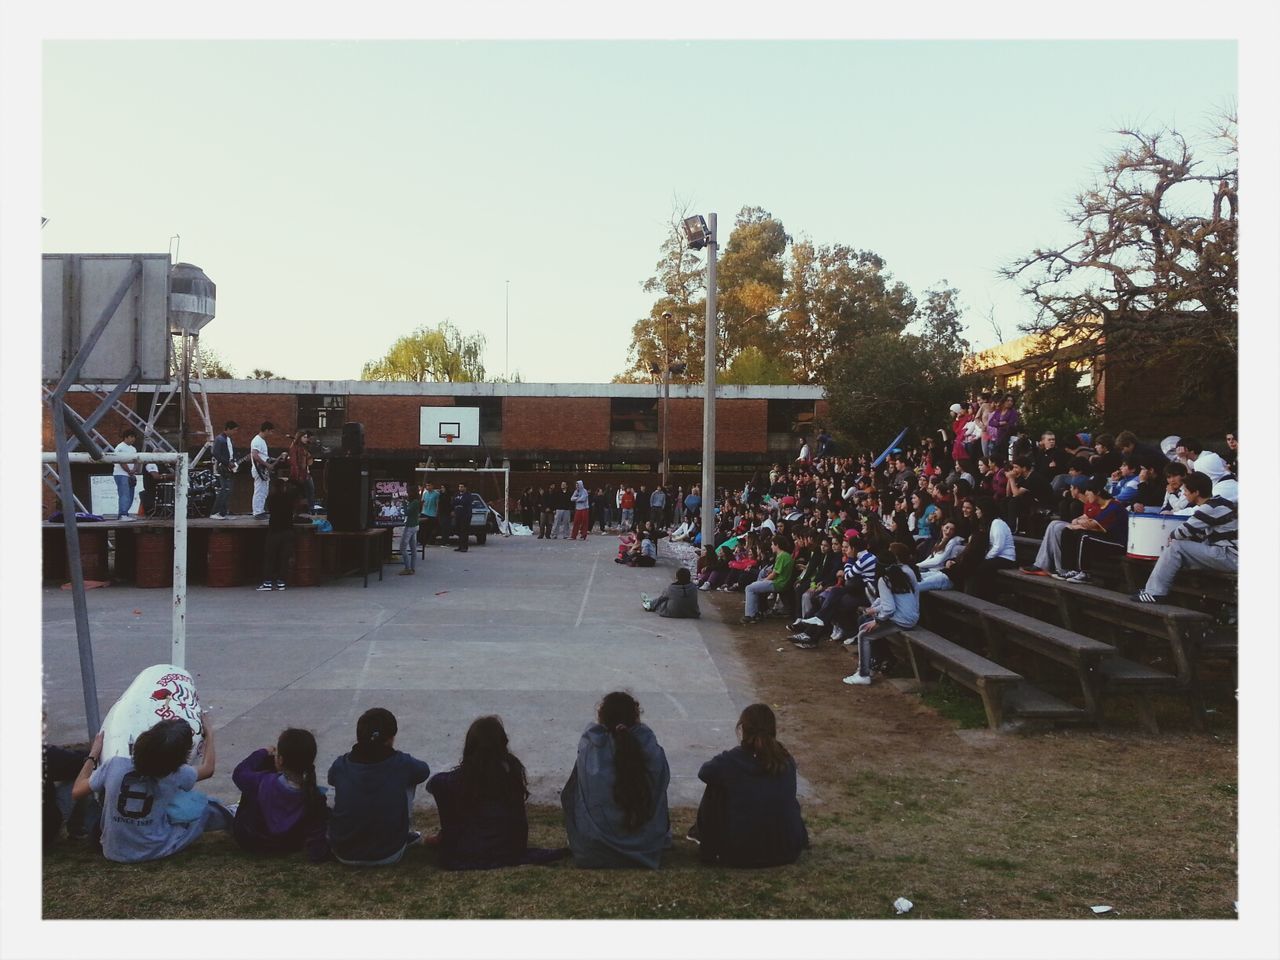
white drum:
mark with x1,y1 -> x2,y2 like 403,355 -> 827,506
99,663 -> 204,763
1126,512 -> 1185,560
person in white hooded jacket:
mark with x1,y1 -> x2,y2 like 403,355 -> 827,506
570,480 -> 591,540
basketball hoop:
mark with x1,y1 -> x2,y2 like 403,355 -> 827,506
444,434 -> 456,444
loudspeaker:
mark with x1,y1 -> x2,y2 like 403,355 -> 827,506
325,458 -> 369,531
341,422 -> 365,456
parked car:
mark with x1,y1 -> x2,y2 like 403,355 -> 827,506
437,492 -> 491,545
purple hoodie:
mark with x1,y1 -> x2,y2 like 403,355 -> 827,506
231,748 -> 330,861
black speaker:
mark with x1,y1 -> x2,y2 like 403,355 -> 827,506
325,458 -> 369,531
341,422 -> 365,456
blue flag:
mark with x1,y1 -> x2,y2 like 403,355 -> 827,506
872,428 -> 909,468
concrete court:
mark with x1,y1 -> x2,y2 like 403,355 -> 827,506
41,532 -> 773,807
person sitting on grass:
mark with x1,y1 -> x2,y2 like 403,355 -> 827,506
741,533 -> 795,624
1132,471 -> 1237,604
642,566 -> 701,618
326,708 -> 431,867
842,541 -> 921,686
691,703 -> 808,867
426,715 -> 567,870
73,718 -> 231,863
561,691 -> 671,869
231,727 -> 330,862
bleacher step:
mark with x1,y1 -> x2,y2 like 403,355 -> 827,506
1097,656 -> 1179,686
1004,681 -> 1091,721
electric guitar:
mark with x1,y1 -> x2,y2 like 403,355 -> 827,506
213,452 -> 278,480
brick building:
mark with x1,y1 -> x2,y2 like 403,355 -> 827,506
964,331 -> 1234,440
46,381 -> 829,515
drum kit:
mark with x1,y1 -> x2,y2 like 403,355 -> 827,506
151,467 -> 218,519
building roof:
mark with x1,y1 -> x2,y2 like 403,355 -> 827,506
114,380 -> 828,399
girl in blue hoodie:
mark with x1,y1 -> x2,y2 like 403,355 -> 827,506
231,728 -> 330,862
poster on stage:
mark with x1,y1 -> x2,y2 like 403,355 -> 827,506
372,479 -> 408,527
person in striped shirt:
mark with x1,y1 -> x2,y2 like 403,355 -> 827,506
1132,472 -> 1237,603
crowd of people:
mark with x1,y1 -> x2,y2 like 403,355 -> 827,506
667,390 -> 1238,685
48,695 -> 807,872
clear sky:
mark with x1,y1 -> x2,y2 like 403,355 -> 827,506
42,40 -> 1236,382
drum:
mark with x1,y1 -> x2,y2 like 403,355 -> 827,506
99,663 -> 204,763
1126,512 -> 1184,560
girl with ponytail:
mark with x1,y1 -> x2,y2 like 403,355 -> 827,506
693,704 -> 808,867
327,708 -> 431,866
231,727 -> 331,862
560,691 -> 671,869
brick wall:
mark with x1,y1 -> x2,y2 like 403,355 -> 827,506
666,397 -> 769,455
346,395 -> 453,450
502,397 -> 611,456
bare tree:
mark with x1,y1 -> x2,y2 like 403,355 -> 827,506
1002,114 -> 1237,400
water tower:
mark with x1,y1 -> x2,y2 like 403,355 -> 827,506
167,262 -> 217,452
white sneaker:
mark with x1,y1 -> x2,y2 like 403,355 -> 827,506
801,616 -> 824,627
831,624 -> 846,642
209,513 -> 226,520
699,583 -> 711,592
842,673 -> 872,686
1051,570 -> 1080,581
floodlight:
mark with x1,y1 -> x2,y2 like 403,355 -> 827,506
682,215 -> 712,250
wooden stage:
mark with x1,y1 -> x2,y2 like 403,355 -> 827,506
42,517 -> 393,588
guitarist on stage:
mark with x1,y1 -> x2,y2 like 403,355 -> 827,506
210,420 -> 240,520
250,421 -> 276,519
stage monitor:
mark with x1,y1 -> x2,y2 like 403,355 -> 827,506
420,406 -> 480,447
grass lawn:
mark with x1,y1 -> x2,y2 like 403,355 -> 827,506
43,601 -> 1239,919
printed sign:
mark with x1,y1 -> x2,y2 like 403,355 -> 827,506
372,479 -> 409,528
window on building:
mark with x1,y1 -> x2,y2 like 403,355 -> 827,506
471,398 -> 502,435
610,398 -> 658,434
298,395 -> 346,430
766,399 -> 816,435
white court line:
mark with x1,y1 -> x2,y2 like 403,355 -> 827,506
574,554 -> 600,629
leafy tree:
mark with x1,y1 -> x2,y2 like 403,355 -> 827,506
360,321 -> 486,382
780,242 -> 917,383
249,368 -> 283,380
171,338 -> 234,379
718,346 -> 793,386
1002,114 -> 1237,413
823,286 -> 970,454
714,206 -> 789,366
620,201 -> 706,383
1018,362 -> 1098,444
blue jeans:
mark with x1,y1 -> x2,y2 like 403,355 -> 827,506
401,526 -> 418,570
213,472 -> 234,516
114,475 -> 135,518
745,579 -> 777,617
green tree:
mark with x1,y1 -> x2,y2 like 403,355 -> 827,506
361,321 -> 486,382
715,206 -> 789,367
249,368 -> 283,380
824,285 -> 970,455
620,202 -> 707,383
1018,362 -> 1098,443
718,346 -> 793,385
779,242 -> 917,383
1002,114 -> 1237,414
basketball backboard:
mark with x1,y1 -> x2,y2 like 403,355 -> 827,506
43,254 -> 171,383
420,406 -> 480,446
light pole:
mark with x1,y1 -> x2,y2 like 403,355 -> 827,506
505,280 -> 510,379
696,220 -> 716,547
